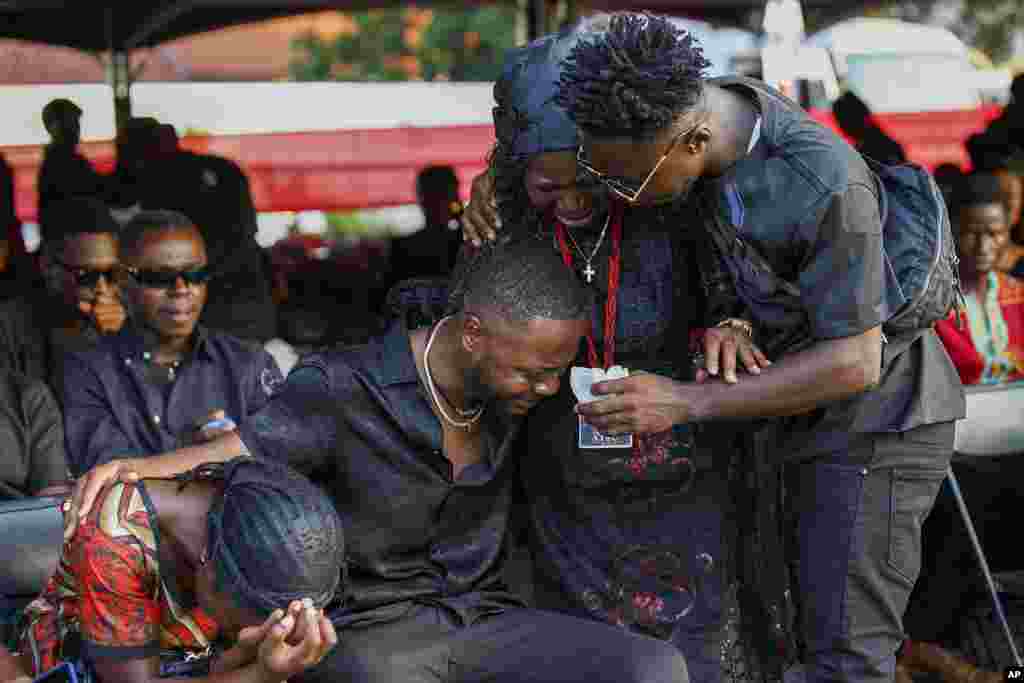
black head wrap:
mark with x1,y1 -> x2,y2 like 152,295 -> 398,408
494,24 -> 591,159
198,458 -> 344,616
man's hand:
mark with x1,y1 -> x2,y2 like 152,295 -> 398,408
79,293 -> 126,335
576,372 -> 701,435
696,325 -> 770,385
461,171 -> 500,247
66,459 -> 141,539
255,602 -> 338,683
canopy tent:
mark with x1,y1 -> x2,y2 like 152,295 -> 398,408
0,1 -> 871,55
583,0 -> 849,26
0,0 -> 883,219
0,1 -> 440,128
0,0 -> 870,119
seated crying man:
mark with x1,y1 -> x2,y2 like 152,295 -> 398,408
69,236 -> 690,683
1,456 -> 341,683
61,210 -> 283,476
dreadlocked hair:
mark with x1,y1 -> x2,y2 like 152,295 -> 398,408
181,457 -> 345,616
557,12 -> 710,139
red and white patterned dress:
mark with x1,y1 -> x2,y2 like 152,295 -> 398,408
20,481 -> 219,675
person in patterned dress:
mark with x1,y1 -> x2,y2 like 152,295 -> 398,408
6,457 -> 340,683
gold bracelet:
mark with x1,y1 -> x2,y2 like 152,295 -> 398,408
714,318 -> 754,337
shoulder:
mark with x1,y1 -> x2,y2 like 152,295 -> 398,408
191,153 -> 246,184
997,272 -> 1024,302
298,327 -> 409,390
83,481 -> 152,542
201,329 -> 271,360
722,77 -> 868,198
64,334 -> 121,372
0,295 -> 37,329
298,342 -> 373,382
2,370 -> 57,410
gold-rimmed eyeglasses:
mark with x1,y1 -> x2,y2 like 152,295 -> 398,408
576,106 -> 706,204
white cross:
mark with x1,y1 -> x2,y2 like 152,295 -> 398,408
583,263 -> 596,283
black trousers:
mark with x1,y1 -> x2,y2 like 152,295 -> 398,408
787,422 -> 954,683
299,602 -> 689,683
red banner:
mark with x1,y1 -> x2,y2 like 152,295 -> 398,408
3,123 -> 497,221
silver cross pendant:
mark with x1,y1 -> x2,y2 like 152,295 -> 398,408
583,263 -> 596,283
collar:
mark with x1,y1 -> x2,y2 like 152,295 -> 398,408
365,318 -> 421,387
709,75 -> 776,150
368,319 -> 519,455
114,322 -> 212,365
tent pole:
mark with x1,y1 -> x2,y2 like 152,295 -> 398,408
103,5 -> 131,135
527,0 -> 546,41
110,50 -> 132,134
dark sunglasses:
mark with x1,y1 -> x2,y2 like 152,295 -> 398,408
56,260 -> 116,288
125,266 -> 212,289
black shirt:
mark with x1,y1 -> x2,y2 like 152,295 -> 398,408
238,322 -> 525,626
61,324 -> 281,476
0,370 -> 67,499
37,144 -> 107,214
710,77 -> 964,457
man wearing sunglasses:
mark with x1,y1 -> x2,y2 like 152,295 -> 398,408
0,197 -> 125,398
60,209 -> 282,476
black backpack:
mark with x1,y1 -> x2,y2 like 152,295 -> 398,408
870,158 -> 964,336
699,158 -> 963,359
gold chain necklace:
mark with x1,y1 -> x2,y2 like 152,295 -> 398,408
423,316 -> 484,431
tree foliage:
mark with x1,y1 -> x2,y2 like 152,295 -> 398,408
289,5 -> 518,82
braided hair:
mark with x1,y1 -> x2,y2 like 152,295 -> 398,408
557,12 -> 710,140
176,457 -> 345,616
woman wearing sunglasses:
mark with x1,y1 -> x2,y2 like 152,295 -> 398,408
2,456 -> 341,683
457,20 -> 768,683
60,210 -> 284,477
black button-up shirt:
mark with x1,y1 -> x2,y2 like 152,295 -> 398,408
238,322 -> 524,627
708,76 -> 964,456
62,324 -> 281,476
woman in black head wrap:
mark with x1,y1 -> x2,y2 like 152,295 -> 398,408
10,457 -> 342,683
457,16 -> 772,683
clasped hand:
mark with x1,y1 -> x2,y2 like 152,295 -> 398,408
233,599 -> 338,683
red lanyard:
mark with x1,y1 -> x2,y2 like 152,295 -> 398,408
555,202 -> 623,370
